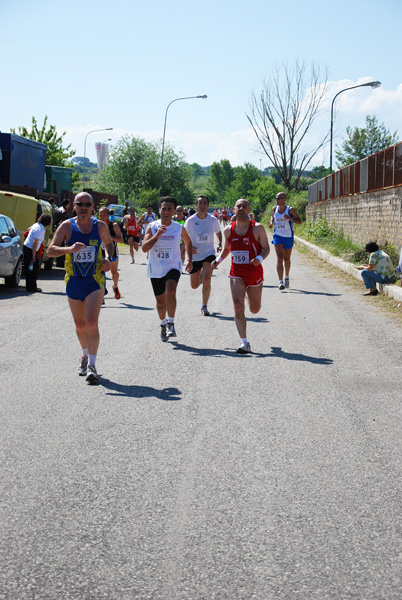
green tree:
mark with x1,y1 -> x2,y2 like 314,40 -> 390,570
335,115 -> 398,167
190,162 -> 203,182
207,159 -> 235,201
308,165 -> 331,181
247,177 -> 279,219
99,136 -> 191,202
11,115 -> 75,166
224,162 -> 262,204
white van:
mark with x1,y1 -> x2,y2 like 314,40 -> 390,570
0,190 -> 54,269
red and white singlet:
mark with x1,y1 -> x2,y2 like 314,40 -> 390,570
228,220 -> 263,287
127,216 -> 139,236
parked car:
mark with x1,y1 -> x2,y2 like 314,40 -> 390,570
106,204 -> 126,224
0,214 -> 23,286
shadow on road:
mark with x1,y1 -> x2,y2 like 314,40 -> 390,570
170,342 -> 272,358
263,285 -> 341,297
270,346 -> 333,364
170,342 -> 332,362
102,302 -> 154,311
0,286 -> 65,298
100,378 -> 181,401
39,269 -> 66,281
211,312 -> 269,324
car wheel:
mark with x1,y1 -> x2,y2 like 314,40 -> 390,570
5,257 -> 23,287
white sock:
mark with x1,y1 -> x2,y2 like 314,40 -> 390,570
241,338 -> 248,346
167,317 -> 174,324
161,318 -> 167,326
88,354 -> 96,367
81,348 -> 88,357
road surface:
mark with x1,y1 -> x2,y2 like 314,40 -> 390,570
1,240 -> 401,599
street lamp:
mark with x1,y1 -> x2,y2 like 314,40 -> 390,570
158,95 -> 207,195
83,127 -> 113,186
329,81 -> 381,172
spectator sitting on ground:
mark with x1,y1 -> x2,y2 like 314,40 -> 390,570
356,241 -> 396,296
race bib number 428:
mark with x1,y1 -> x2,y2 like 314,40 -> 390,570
155,247 -> 172,260
232,251 -> 249,264
73,247 -> 96,263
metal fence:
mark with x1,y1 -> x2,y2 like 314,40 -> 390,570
308,142 -> 402,204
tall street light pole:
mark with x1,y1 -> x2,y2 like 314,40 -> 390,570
83,127 -> 113,187
158,95 -> 207,196
330,81 -> 381,173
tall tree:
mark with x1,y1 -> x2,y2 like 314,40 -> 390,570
335,115 -> 398,167
246,60 -> 329,193
207,159 -> 235,201
190,162 -> 203,182
11,115 -> 75,166
99,135 -> 191,202
225,162 -> 262,204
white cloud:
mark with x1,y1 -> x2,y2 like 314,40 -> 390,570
62,124 -> 262,168
60,80 -> 401,170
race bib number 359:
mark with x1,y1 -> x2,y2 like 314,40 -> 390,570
232,251 -> 249,264
73,247 -> 96,263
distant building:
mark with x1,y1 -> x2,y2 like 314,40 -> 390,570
95,142 -> 109,171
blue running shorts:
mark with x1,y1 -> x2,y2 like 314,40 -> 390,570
272,234 -> 294,250
66,276 -> 105,301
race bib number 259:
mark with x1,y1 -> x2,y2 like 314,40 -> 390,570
232,251 -> 249,264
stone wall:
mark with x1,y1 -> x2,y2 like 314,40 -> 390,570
306,186 -> 402,248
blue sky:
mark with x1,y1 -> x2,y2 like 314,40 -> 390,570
2,0 -> 401,169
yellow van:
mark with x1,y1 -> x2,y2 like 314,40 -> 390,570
0,191 -> 54,269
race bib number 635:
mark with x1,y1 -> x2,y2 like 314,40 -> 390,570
73,247 -> 96,263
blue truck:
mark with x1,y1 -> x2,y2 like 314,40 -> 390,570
0,133 -> 55,270
0,133 -> 47,190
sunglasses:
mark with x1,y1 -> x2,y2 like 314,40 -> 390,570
75,202 -> 92,207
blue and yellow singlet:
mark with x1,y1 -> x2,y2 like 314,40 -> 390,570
65,217 -> 104,286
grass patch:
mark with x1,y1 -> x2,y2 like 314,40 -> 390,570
295,214 -> 360,261
295,213 -> 401,279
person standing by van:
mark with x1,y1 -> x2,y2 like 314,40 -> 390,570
54,199 -> 70,228
23,214 -> 52,293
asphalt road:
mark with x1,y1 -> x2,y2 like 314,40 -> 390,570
1,240 -> 401,599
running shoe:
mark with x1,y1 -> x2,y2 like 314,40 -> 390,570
113,285 -> 121,299
166,323 -> 177,338
160,324 -> 168,342
79,355 -> 88,376
237,342 -> 251,354
131,257 -> 135,264
285,277 -> 290,289
201,305 -> 210,316
86,364 -> 98,384
279,281 -> 285,290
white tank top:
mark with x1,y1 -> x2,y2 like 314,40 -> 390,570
147,220 -> 183,278
274,205 -> 293,238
